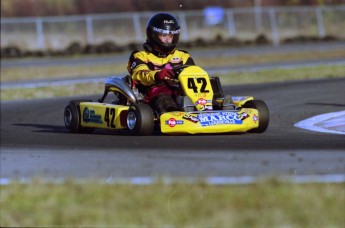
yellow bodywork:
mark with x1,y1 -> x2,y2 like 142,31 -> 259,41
160,66 -> 260,134
79,102 -> 129,129
178,66 -> 214,111
160,108 -> 259,134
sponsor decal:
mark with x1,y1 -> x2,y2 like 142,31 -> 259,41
196,98 -> 207,105
83,108 -> 102,124
238,112 -> 250,121
153,27 -> 180,34
203,105 -> 213,111
165,118 -> 184,127
130,62 -> 137,70
171,57 -> 181,63
194,93 -> 207,98
164,20 -> 175,24
252,114 -> 259,123
197,112 -> 243,126
195,98 -> 212,111
183,114 -> 198,123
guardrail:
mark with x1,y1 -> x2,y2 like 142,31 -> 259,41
1,5 -> 344,50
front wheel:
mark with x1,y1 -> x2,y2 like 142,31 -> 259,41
243,100 -> 269,133
127,103 -> 154,136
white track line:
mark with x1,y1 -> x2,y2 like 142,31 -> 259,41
295,110 -> 345,135
1,174 -> 344,185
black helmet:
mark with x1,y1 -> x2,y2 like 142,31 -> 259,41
146,13 -> 180,55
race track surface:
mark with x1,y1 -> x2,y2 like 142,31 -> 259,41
1,78 -> 344,180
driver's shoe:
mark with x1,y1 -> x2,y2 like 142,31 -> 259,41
222,95 -> 235,110
183,96 -> 195,112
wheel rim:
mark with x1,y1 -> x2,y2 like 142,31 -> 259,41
127,111 -> 137,130
64,108 -> 72,127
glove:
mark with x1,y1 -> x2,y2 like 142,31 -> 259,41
155,68 -> 175,82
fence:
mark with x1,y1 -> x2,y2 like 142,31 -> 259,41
1,5 -> 344,50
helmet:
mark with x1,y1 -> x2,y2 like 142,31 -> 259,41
146,13 -> 180,55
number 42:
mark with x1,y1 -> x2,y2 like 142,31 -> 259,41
104,107 -> 116,128
187,77 -> 209,93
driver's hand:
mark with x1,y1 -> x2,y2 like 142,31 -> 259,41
155,68 -> 175,82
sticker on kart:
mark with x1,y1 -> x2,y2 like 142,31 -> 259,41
197,112 -> 248,126
165,118 -> 184,127
83,107 -> 103,124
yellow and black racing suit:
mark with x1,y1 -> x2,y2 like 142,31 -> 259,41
127,48 -> 195,112
127,49 -> 195,86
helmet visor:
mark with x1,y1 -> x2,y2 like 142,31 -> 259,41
153,27 -> 180,47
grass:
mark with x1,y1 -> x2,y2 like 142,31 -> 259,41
1,63 -> 126,82
219,65 -> 345,85
1,48 -> 345,82
1,65 -> 344,101
1,83 -> 105,100
1,179 -> 344,227
1,46 -> 344,101
196,48 -> 345,68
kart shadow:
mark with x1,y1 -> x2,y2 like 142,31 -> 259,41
12,123 -> 68,133
12,123 -> 128,135
12,123 -> 159,136
12,123 -> 246,136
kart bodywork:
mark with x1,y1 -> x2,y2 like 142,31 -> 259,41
64,65 -> 269,135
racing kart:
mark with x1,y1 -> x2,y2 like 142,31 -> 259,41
64,65 -> 269,135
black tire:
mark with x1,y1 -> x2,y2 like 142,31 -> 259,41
64,100 -> 95,133
243,100 -> 269,133
126,103 -> 154,136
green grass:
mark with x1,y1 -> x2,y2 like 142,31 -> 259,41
1,179 -> 344,227
1,65 -> 344,101
219,65 -> 345,85
1,63 -> 126,82
1,82 -> 105,100
1,48 -> 345,82
1,47 -> 344,100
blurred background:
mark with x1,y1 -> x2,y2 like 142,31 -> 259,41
1,0 -> 344,57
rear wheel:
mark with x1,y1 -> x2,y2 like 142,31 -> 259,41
243,100 -> 269,133
127,103 -> 154,135
64,100 -> 94,133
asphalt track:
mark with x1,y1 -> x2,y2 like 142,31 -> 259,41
1,77 -> 345,180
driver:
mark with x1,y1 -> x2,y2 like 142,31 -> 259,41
127,12 -> 195,114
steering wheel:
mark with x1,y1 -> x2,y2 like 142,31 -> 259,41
172,65 -> 191,77
160,65 -> 189,89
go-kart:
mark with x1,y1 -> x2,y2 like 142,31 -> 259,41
64,65 -> 269,135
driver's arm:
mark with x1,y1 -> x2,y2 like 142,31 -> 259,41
127,51 -> 158,86
127,50 -> 195,86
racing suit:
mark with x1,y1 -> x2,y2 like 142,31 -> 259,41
127,45 -> 195,113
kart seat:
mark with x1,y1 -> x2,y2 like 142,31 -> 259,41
122,75 -> 132,87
